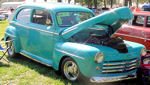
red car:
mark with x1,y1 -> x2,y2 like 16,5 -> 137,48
114,9 -> 150,79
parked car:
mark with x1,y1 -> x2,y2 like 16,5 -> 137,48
4,3 -> 146,83
114,9 -> 150,80
142,4 -> 150,11
0,10 -> 9,19
0,14 -> 6,21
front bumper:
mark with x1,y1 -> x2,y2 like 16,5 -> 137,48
90,73 -> 136,83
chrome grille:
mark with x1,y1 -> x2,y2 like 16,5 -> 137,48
102,58 -> 140,74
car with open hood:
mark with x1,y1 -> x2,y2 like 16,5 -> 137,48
4,3 -> 146,83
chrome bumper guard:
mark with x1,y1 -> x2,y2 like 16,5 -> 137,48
90,73 -> 136,83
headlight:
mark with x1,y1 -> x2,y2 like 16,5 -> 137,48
141,48 -> 147,56
94,52 -> 104,63
143,58 -> 150,64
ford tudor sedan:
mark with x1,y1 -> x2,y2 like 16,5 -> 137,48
4,3 -> 146,82
114,9 -> 150,79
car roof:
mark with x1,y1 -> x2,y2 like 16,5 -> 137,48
133,11 -> 150,16
20,2 -> 93,13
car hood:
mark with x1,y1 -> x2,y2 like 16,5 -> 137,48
61,7 -> 133,39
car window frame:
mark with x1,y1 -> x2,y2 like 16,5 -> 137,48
145,16 -> 150,28
131,15 -> 146,27
55,11 -> 94,27
31,9 -> 53,27
15,8 -> 32,23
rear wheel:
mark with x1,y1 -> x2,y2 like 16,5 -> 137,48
6,38 -> 17,57
61,57 -> 85,81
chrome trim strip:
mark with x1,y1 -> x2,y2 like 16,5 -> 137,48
103,60 -> 137,66
102,69 -> 124,73
5,32 -> 16,38
90,73 -> 136,83
115,33 -> 150,41
102,67 -> 137,73
103,63 -> 137,70
88,28 -> 105,30
55,49 -> 85,60
62,27 -> 78,35
13,23 -> 59,35
20,52 -> 51,67
103,66 -> 125,69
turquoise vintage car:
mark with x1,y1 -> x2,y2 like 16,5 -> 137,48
4,3 -> 146,82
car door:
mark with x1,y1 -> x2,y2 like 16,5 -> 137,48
13,8 -> 32,51
129,15 -> 146,43
143,16 -> 150,50
26,9 -> 56,63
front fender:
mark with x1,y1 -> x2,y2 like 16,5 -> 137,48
4,25 -> 21,53
52,42 -> 102,77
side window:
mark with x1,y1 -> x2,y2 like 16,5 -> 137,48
132,15 -> 145,27
146,17 -> 150,27
16,9 -> 31,23
32,9 -> 52,26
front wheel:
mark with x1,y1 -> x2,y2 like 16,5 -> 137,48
6,38 -> 17,57
61,57 -> 85,81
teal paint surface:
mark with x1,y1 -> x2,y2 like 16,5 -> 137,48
4,3 -> 145,79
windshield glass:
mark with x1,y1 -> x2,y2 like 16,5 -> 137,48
56,11 -> 93,27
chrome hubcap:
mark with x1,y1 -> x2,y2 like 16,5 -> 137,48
64,61 -> 79,81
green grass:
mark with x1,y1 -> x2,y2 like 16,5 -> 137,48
0,20 -> 8,38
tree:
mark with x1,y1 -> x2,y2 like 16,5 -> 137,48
136,0 -> 139,8
129,0 -> 132,7
124,0 -> 132,7
110,0 -> 113,8
104,0 -> 106,8
57,0 -> 62,2
94,0 -> 97,9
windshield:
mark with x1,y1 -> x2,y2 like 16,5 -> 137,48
56,11 -> 93,27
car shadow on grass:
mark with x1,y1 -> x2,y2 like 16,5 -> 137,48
6,55 -> 141,85
6,54 -> 85,85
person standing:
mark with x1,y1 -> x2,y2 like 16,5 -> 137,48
8,8 -> 15,23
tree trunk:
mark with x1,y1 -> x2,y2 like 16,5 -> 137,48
68,0 -> 71,3
104,0 -> 106,8
129,0 -> 132,7
87,0 -> 91,8
94,0 -> 97,9
124,0 -> 128,6
81,0 -> 83,6
136,0 -> 139,8
110,0 -> 113,8
58,0 -> 62,2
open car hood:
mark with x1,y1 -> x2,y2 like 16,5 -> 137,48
61,7 -> 133,39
